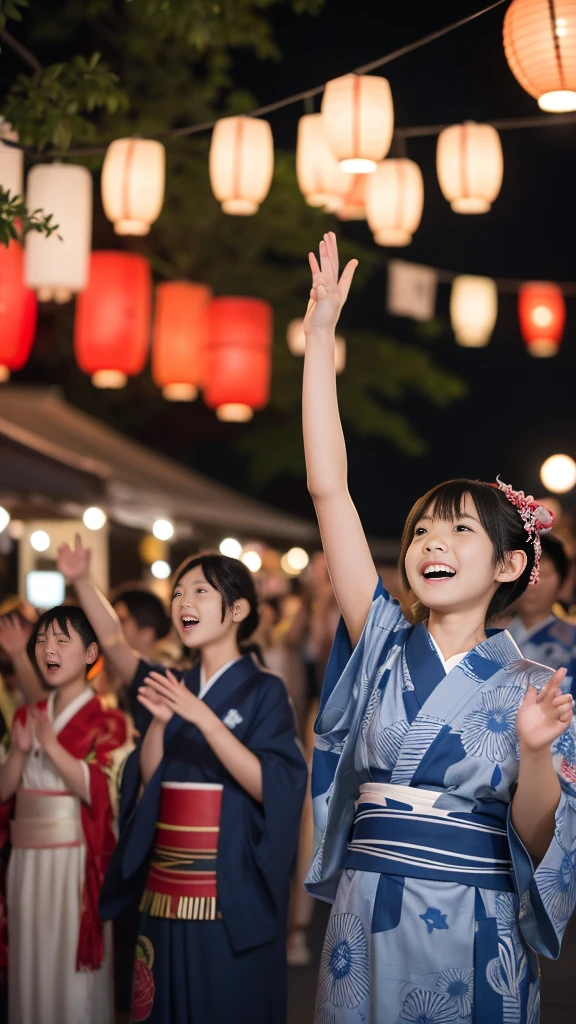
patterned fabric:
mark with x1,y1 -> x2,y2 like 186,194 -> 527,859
508,614 -> 576,696
307,581 -> 576,1024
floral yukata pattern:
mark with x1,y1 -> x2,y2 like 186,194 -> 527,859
306,582 -> 576,1024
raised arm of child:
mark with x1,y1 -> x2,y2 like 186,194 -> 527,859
57,535 -> 139,685
0,615 -> 45,704
303,231 -> 378,647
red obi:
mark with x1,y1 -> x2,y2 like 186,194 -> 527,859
140,782 -> 223,922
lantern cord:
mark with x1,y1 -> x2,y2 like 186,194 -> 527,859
0,29 -> 42,73
397,111 -> 576,139
378,255 -> 576,297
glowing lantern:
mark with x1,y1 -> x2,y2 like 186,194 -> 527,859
336,175 -> 367,220
152,282 -> 211,401
0,239 -> 37,382
286,318 -> 345,372
101,138 -> 165,236
334,337 -> 346,374
75,251 -> 152,387
518,282 -> 566,357
503,0 -> 576,112
450,276 -> 498,348
0,122 -> 23,198
24,163 -> 92,303
437,122 -> 503,214
209,116 -> 274,215
321,74 -> 394,173
365,159 -> 424,246
540,454 -> 576,493
204,297 -> 272,422
295,114 -> 349,210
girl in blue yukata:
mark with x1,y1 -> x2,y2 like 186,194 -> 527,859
301,231 -> 576,1024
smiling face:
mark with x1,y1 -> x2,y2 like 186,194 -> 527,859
172,568 -> 248,650
404,492 -> 526,618
35,620 -> 98,688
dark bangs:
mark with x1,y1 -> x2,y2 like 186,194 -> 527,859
27,605 -> 99,675
399,479 -> 536,621
173,552 -> 259,645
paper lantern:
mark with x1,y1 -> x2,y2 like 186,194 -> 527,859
295,114 -> 349,210
0,122 -> 23,198
321,74 -> 394,173
287,317 -> 345,372
365,159 -> 424,246
450,276 -> 498,347
75,252 -> 152,387
336,175 -> 367,220
503,0 -> 576,112
519,282 -> 566,356
209,116 -> 274,215
0,239 -> 37,382
334,337 -> 346,374
204,297 -> 272,421
25,163 -> 92,303
152,282 -> 211,401
101,138 -> 165,236
437,122 -> 503,214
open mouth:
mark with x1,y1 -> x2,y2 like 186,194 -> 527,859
45,661 -> 60,673
422,563 -> 456,581
181,616 -> 199,632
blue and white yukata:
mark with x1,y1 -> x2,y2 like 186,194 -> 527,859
306,582 -> 576,1024
508,614 -> 576,697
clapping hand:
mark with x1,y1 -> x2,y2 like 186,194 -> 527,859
57,533 -> 91,583
0,614 -> 30,657
304,232 -> 358,335
12,714 -> 33,755
516,669 -> 574,755
140,670 -> 214,732
30,706 -> 58,753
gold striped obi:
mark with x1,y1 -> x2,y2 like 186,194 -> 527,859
140,782 -> 224,922
10,788 -> 83,849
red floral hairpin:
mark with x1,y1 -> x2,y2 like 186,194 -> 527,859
495,477 -> 555,586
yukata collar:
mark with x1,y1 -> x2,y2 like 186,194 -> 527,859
420,621 -> 523,670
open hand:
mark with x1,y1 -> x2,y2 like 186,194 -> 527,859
57,533 -> 91,583
12,715 -> 33,754
516,669 -> 574,755
304,231 -> 358,335
0,614 -> 31,657
30,706 -> 58,753
137,676 -> 175,724
141,670 -> 215,733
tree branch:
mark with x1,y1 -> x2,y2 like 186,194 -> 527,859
0,28 -> 42,72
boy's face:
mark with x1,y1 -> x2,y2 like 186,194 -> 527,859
115,600 -> 155,654
514,554 -> 561,621
35,620 -> 97,687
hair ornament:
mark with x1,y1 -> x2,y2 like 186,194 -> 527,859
495,476 -> 556,586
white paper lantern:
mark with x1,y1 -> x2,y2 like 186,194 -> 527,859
25,164 -> 92,303
0,122 -> 23,198
101,138 -> 165,236
365,159 -> 424,246
450,276 -> 498,347
209,116 -> 274,215
321,75 -> 394,174
336,175 -> 367,220
296,114 -> 349,210
437,122 -> 503,214
287,318 -> 306,355
504,0 -> 576,112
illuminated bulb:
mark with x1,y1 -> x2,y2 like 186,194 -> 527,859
92,370 -> 127,389
151,560 -> 171,580
0,366 -> 10,383
287,319 -> 306,356
0,506 -> 10,533
219,537 -> 243,559
532,305 -> 554,328
83,507 -> 107,531
285,547 -> 310,572
162,384 -> 198,402
216,404 -> 254,423
30,529 -> 50,552
153,519 -> 175,541
540,454 -> 576,494
241,550 -> 262,573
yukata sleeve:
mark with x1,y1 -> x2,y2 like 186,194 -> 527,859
508,719 -> 576,959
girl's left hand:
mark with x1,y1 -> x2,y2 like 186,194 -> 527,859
516,668 -> 574,755
143,671 -> 216,733
30,706 -> 58,753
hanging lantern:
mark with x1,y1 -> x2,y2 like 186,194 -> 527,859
334,337 -> 346,374
24,163 -> 92,303
152,282 -> 212,401
503,0 -> 576,112
321,74 -> 394,174
204,297 -> 272,421
0,122 -> 23,198
101,138 -> 165,236
336,175 -> 367,220
519,282 -> 566,357
436,122 -> 503,214
365,159 -> 424,246
209,116 -> 274,216
0,239 -> 37,382
75,252 -> 152,387
450,276 -> 498,347
287,317 -> 345,372
295,114 -> 349,211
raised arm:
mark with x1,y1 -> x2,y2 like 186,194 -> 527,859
57,535 -> 139,684
0,615 -> 45,704
303,231 -> 378,646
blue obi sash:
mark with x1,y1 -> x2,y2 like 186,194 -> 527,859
344,783 -> 513,893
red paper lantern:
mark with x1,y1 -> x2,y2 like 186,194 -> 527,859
0,239 -> 37,382
152,282 -> 212,401
74,252 -> 152,387
204,297 -> 272,422
518,282 -> 566,357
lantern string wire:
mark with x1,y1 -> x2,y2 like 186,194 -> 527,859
375,255 -> 576,297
